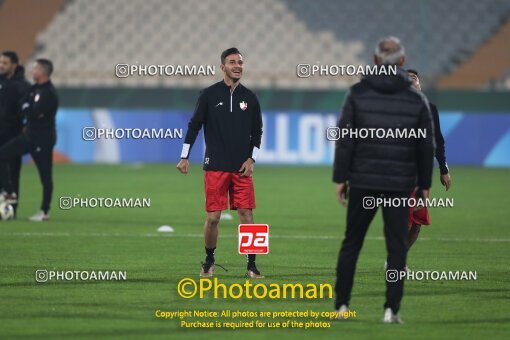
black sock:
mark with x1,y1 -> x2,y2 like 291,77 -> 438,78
205,247 -> 215,262
247,254 -> 256,268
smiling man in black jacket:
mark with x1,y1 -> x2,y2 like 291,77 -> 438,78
332,37 -> 435,324
176,47 -> 264,279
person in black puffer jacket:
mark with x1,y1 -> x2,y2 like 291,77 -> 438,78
332,36 -> 435,324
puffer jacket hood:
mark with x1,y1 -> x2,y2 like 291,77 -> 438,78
361,66 -> 411,94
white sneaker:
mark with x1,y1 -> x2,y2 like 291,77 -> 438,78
383,308 -> 404,324
333,304 -> 350,320
385,262 -> 410,272
29,210 -> 49,222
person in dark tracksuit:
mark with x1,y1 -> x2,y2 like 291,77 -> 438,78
0,59 -> 58,221
332,37 -> 435,324
405,69 -> 451,250
0,51 -> 30,215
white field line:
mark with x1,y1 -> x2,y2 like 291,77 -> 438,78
0,232 -> 509,243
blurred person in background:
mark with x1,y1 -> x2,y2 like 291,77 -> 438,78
0,51 -> 30,217
405,69 -> 451,251
0,59 -> 58,221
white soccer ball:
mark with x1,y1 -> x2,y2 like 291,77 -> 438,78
0,202 -> 14,220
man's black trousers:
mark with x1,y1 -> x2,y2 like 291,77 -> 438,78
0,133 -> 22,213
335,187 -> 409,313
0,132 -> 55,213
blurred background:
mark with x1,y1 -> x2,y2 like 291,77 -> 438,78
1,0 -> 509,167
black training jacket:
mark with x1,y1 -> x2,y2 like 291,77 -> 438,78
0,65 -> 30,137
183,80 -> 263,172
22,80 -> 59,136
429,103 -> 449,175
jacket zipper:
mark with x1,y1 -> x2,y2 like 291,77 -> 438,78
230,85 -> 237,113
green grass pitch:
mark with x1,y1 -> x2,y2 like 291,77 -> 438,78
0,164 -> 509,339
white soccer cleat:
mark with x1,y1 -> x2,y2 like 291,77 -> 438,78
28,210 -> 49,222
200,261 -> 215,277
245,264 -> 264,279
0,192 -> 17,204
383,308 -> 404,324
334,304 -> 350,320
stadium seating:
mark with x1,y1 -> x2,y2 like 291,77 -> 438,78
282,0 -> 510,86
29,0 -> 510,88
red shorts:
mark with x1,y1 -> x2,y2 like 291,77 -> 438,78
204,171 -> 256,212
408,189 -> 431,228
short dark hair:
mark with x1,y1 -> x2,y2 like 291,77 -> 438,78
36,58 -> 54,76
221,47 -> 242,64
406,69 -> 419,78
1,51 -> 19,64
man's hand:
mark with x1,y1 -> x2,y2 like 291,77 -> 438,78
440,173 -> 452,191
413,187 -> 429,212
335,182 -> 349,206
239,158 -> 254,177
176,159 -> 189,174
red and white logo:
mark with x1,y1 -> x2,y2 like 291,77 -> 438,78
239,101 -> 248,111
238,224 -> 269,254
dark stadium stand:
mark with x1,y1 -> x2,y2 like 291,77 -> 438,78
1,0 -> 509,89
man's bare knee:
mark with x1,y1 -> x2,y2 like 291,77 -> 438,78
237,209 -> 253,223
206,212 -> 221,227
